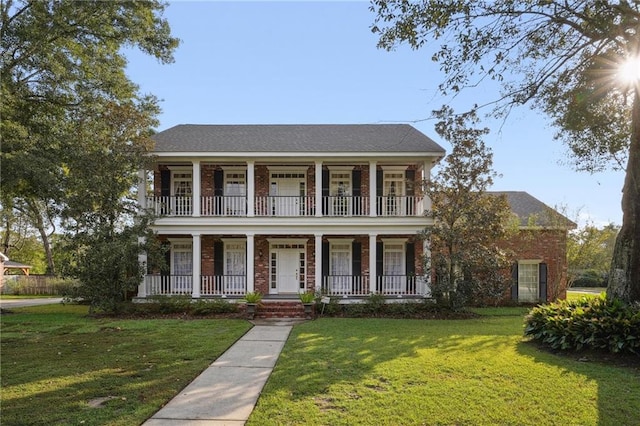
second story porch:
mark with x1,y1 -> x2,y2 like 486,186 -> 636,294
140,161 -> 435,218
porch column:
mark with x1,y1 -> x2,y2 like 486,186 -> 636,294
423,238 -> 431,296
315,233 -> 322,293
192,233 -> 201,298
137,236 -> 147,297
369,160 -> 377,217
315,161 -> 322,217
247,161 -> 255,217
137,169 -> 147,211
369,233 -> 377,293
246,233 -> 255,293
423,160 -> 432,213
192,160 -> 201,217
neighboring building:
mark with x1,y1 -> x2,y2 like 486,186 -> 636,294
492,191 -> 576,303
135,125 -> 573,308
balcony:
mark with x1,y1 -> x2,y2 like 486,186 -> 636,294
146,195 -> 426,217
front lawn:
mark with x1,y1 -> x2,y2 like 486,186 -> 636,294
249,310 -> 640,426
0,304 -> 251,425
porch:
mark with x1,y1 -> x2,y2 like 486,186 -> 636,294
145,195 -> 425,217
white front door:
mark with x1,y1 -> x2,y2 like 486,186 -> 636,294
277,249 -> 300,293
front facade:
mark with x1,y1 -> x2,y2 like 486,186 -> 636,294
136,125 -> 445,301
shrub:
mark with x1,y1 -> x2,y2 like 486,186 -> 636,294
190,299 -> 238,315
524,295 -> 640,354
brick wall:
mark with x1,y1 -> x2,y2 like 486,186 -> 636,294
500,228 -> 569,301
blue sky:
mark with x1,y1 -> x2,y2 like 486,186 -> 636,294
125,1 -> 625,227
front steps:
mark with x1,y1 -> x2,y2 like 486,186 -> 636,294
254,300 -> 313,319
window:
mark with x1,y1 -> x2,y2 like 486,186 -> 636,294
330,172 -> 351,215
330,242 -> 351,293
224,171 -> 246,215
383,172 -> 405,216
518,262 -> 539,302
171,171 -> 192,215
224,241 -> 246,292
382,240 -> 406,293
171,241 -> 192,293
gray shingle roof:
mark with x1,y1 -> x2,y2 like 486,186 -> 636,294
151,124 -> 445,154
489,191 -> 576,228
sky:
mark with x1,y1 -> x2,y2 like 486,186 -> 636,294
125,1 -> 626,227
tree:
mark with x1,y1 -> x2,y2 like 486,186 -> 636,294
0,0 -> 178,274
371,0 -> 640,303
424,107 -> 515,308
568,223 -> 619,286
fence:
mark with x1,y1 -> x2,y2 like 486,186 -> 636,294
0,275 -> 78,295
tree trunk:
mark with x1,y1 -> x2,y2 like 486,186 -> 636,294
607,89 -> 640,303
25,199 -> 56,276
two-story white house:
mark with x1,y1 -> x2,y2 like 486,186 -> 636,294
136,124 -> 446,303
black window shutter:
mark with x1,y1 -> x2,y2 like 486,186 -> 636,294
214,241 -> 224,276
161,243 -> 171,276
352,170 -> 362,215
352,241 -> 362,293
376,241 -> 383,292
214,170 -> 224,215
511,263 -> 519,301
539,263 -> 548,302
214,170 -> 224,196
405,242 -> 415,293
160,170 -> 171,197
322,170 -> 329,215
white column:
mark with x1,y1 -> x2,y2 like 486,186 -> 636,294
137,169 -> 147,211
423,238 -> 431,296
192,233 -> 201,298
423,160 -> 432,212
192,160 -> 201,217
315,161 -> 322,217
247,161 -> 255,217
315,233 -> 322,293
137,236 -> 147,297
369,233 -> 377,293
369,160 -> 377,217
246,233 -> 255,293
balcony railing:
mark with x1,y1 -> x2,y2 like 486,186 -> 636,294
201,196 -> 247,216
254,195 -> 315,216
146,196 -> 193,216
145,195 -> 425,217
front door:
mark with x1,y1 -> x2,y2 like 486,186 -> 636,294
269,244 -> 305,294
278,250 -> 299,293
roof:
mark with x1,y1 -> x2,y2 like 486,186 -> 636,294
489,191 -> 576,228
151,124 -> 446,154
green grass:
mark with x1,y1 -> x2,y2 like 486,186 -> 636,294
249,310 -> 640,426
0,295 -> 61,299
566,288 -> 607,302
0,304 -> 252,426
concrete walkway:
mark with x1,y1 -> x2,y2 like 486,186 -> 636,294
143,319 -> 301,425
0,297 -> 63,308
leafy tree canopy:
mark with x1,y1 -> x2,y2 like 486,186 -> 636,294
370,0 -> 640,302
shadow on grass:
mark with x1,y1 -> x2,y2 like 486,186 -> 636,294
516,340 -> 640,426
1,306 -> 252,425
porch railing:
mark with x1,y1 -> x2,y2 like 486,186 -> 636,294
145,275 -> 193,296
146,196 -> 193,216
201,196 -> 247,216
375,275 -> 419,295
145,195 -> 425,217
254,195 -> 315,216
322,196 -> 369,216
322,275 -> 370,296
201,275 -> 246,296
